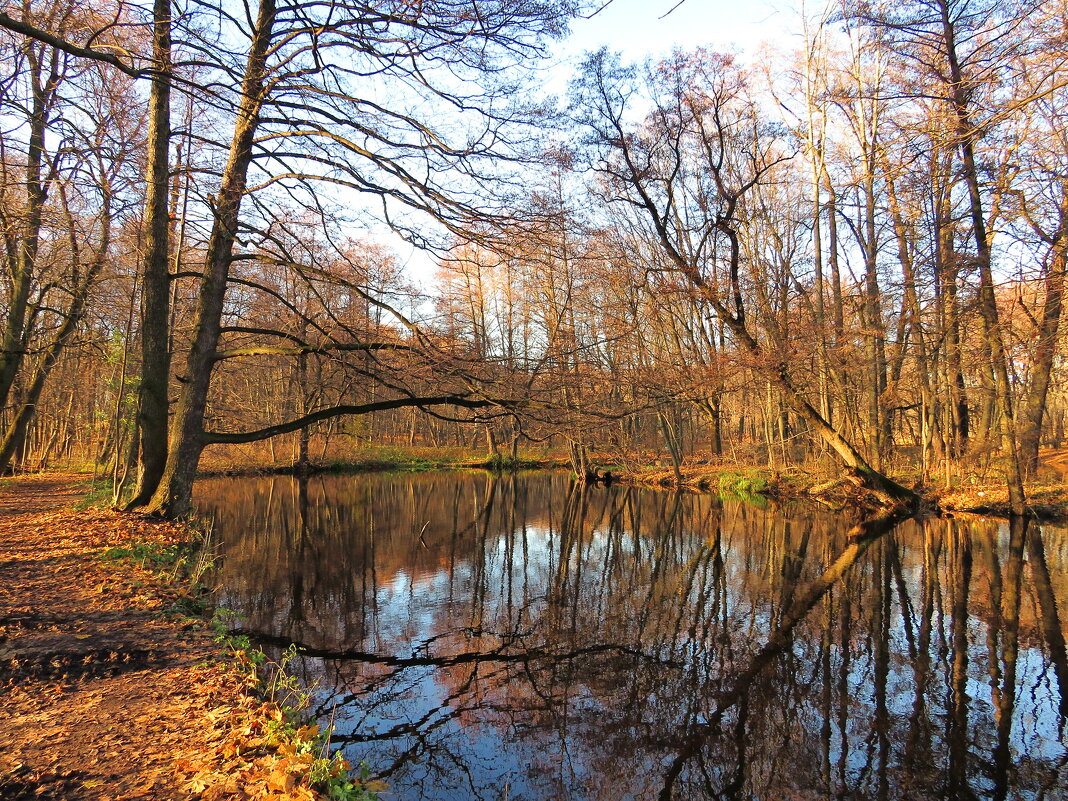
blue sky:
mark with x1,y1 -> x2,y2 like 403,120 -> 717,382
401,0 -> 799,290
554,0 -> 788,64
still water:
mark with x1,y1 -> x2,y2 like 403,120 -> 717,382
194,471 -> 1068,801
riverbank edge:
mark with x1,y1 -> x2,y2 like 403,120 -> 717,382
196,455 -> 568,478
603,463 -> 1068,523
0,473 -> 377,801
108,522 -> 382,801
198,452 -> 1068,522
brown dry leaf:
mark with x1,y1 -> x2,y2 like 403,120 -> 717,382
267,769 -> 296,793
0,475 -> 334,801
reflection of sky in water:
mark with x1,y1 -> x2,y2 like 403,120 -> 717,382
197,472 -> 1068,801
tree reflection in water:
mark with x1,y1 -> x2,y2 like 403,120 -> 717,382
195,471 -> 1068,801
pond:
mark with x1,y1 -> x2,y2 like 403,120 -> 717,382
194,470 -> 1068,801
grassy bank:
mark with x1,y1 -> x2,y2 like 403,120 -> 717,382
198,444 -> 566,477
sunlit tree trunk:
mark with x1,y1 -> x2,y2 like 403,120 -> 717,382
1018,189 -> 1067,474
937,0 -> 1025,513
144,0 -> 276,517
0,42 -> 60,414
125,0 -> 173,508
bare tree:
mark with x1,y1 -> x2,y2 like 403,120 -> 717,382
573,49 -> 917,506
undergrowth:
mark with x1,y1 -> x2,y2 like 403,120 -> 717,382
77,476 -> 114,509
715,470 -> 771,496
100,525 -> 382,800
212,615 -> 383,801
99,527 -> 217,618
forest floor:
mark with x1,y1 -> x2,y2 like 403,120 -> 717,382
936,452 -> 1068,520
0,473 -> 357,801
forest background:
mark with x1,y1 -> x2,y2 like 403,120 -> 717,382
0,0 -> 1065,517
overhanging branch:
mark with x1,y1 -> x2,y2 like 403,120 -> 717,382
0,12 -> 142,77
212,341 -> 414,361
204,395 -> 518,444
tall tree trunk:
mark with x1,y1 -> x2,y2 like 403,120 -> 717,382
657,407 -> 683,483
938,1 -> 1025,514
484,423 -> 499,459
125,0 -> 173,508
862,173 -> 888,468
821,168 -> 845,340
890,181 -> 944,468
932,146 -> 969,459
143,0 -> 276,517
0,46 -> 58,410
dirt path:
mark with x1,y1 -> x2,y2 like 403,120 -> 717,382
1043,446 -> 1068,479
0,474 -> 250,799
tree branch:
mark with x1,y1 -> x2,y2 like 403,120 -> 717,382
204,394 -> 517,443
0,12 -> 142,77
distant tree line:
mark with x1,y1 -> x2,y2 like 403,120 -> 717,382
0,0 -> 1064,515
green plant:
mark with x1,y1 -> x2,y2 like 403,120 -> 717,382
167,593 -> 208,617
321,761 -> 381,801
213,617 -> 267,667
214,629 -> 380,800
102,526 -> 218,623
77,477 -> 114,510
717,470 -> 770,496
101,541 -> 185,569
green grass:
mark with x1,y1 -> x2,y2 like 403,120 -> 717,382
716,470 -> 771,496
101,541 -> 186,568
76,477 -> 114,510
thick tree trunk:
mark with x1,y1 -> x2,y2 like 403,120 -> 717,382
125,0 -> 173,509
657,407 -> 683,483
143,0 -> 276,518
695,396 -> 722,457
931,146 -> 970,458
484,424 -> 499,458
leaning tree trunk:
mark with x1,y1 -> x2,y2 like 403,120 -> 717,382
727,321 -> 916,507
142,0 -> 276,518
0,47 -> 55,411
1018,194 -> 1067,476
689,233 -> 916,508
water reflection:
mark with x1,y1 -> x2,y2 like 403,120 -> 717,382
195,471 -> 1068,801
